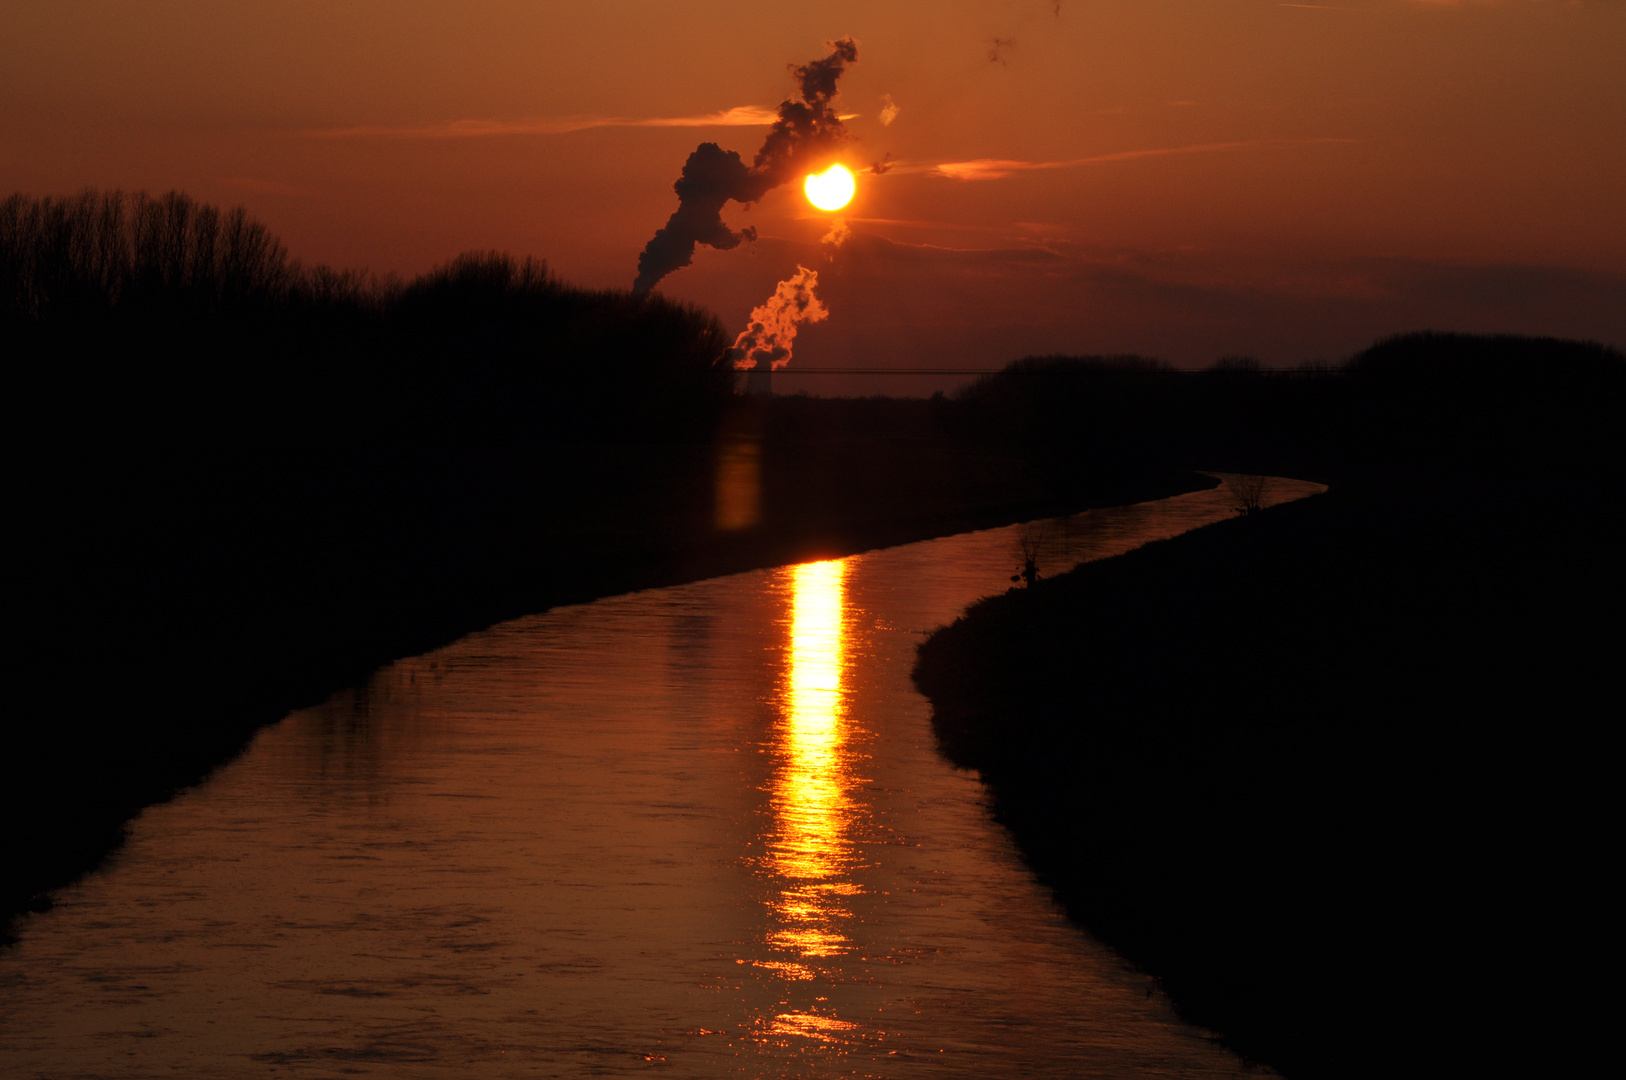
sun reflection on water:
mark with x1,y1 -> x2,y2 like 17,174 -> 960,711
763,558 -> 857,990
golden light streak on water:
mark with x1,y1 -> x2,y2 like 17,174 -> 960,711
763,559 -> 854,1007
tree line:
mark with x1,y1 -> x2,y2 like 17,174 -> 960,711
3,189 -> 737,446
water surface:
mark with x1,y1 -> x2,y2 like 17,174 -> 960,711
1,476 -> 1322,1077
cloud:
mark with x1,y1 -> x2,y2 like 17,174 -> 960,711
878,94 -> 899,127
307,106 -> 782,139
935,158 -> 1063,181
835,232 -> 1072,267
633,38 -> 859,295
933,138 -> 1354,180
780,229 -> 1626,373
722,226 -> 1626,374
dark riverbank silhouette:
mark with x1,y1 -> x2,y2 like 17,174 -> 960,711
2,191 -> 1203,935
914,335 -> 1623,1079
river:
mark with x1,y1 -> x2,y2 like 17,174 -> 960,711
1,475 -> 1322,1078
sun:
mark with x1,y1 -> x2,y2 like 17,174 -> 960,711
804,164 -> 856,212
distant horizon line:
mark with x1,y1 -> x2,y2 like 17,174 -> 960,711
746,368 -> 1002,374
741,367 -> 1329,375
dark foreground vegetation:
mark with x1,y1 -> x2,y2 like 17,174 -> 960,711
914,337 -> 1623,1078
2,191 -> 1201,936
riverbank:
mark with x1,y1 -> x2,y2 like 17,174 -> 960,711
912,468 -> 1621,1079
911,335 -> 1625,1078
4,398 -> 1207,940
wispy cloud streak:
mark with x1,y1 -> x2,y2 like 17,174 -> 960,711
308,106 -> 785,140
930,138 -> 1354,180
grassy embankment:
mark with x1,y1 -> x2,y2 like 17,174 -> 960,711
913,337 -> 1624,1080
1,190 -> 1202,937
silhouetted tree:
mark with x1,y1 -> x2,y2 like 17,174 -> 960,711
4,189 -> 737,447
1225,473 -> 1271,514
1012,525 -> 1046,587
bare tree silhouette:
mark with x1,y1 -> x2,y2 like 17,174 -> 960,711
1012,524 -> 1046,587
1224,473 -> 1271,515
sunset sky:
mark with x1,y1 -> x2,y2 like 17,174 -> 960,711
5,0 -> 1623,384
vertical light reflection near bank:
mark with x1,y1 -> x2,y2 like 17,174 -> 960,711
765,558 -> 856,980
714,433 -> 761,531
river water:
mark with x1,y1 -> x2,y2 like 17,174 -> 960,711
1,476 -> 1321,1078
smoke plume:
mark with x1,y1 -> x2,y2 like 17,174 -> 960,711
728,266 -> 828,371
633,38 -> 858,295
820,219 -> 851,249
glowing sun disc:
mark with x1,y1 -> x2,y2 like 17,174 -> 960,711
804,164 -> 855,212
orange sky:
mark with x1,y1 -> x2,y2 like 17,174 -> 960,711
4,0 -> 1623,383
